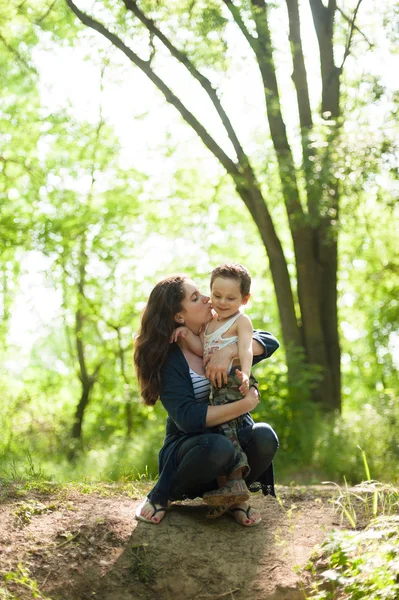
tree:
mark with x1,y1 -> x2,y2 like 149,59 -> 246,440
33,104 -> 148,446
62,0 -> 388,411
0,0 -> 45,340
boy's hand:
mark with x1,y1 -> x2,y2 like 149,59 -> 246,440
170,326 -> 189,344
235,369 -> 250,395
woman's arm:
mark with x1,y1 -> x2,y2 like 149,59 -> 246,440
160,348 -> 260,434
160,358 -> 208,434
252,330 -> 280,364
205,386 -> 260,427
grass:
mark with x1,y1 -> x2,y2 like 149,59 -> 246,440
0,565 -> 53,600
302,451 -> 399,600
129,543 -> 155,585
14,500 -> 59,525
2,448 -> 399,600
303,515 -> 399,600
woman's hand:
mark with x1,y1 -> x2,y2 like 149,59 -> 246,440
242,384 -> 260,412
204,343 -> 237,387
205,381 -> 260,427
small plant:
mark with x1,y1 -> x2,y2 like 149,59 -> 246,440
14,500 -> 58,525
25,452 -> 46,481
2,565 -> 53,599
302,448 -> 399,599
129,543 -> 155,585
323,447 -> 399,529
304,515 -> 399,600
3,452 -> 48,484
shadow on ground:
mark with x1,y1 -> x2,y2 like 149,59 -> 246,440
0,486 -> 337,600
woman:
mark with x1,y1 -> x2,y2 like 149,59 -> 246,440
133,274 -> 279,527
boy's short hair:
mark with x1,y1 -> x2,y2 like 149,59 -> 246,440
210,263 -> 251,297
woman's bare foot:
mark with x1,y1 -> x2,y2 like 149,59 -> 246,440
135,498 -> 167,524
228,502 -> 261,527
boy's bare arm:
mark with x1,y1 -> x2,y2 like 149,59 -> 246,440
170,326 -> 203,356
236,315 -> 254,394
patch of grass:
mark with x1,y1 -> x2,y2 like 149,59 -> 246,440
0,479 -> 60,504
3,452 -> 48,484
0,477 -> 154,509
60,479 -> 154,499
129,543 -> 155,585
1,564 -> 53,599
323,449 -> 399,529
326,479 -> 399,529
302,452 -> 399,599
14,500 -> 59,525
304,515 -> 399,600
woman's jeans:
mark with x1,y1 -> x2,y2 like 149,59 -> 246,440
169,423 -> 278,501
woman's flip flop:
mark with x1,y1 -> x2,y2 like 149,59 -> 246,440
135,498 -> 167,524
228,505 -> 262,527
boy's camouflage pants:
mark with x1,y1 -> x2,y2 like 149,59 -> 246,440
210,372 -> 258,478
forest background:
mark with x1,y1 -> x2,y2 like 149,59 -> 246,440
1,0 -> 398,488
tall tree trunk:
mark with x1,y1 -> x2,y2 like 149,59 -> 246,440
116,326 -> 134,438
69,247 -> 104,447
249,0 -> 338,408
71,380 -> 93,440
308,0 -> 343,410
71,307 -> 94,444
65,0 -> 367,412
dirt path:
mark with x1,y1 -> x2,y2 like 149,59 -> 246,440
0,484 -> 340,600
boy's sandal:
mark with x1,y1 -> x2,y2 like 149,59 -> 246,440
228,506 -> 262,527
135,498 -> 167,524
203,479 -> 250,506
206,500 -> 236,520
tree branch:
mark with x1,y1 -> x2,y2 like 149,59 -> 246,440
246,0 -> 304,220
222,0 -> 257,53
123,0 -> 247,164
308,0 -> 328,39
0,32 -> 36,74
285,0 -> 312,131
285,0 -> 320,219
336,6 -> 373,49
65,0 -> 240,177
35,1 -> 57,24
309,0 -> 341,117
340,0 -> 364,70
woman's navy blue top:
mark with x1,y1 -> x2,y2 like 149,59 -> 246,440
147,330 -> 279,506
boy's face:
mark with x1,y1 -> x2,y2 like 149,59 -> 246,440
210,277 -> 250,319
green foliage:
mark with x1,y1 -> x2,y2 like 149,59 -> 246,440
14,500 -> 58,525
330,480 -> 399,530
303,458 -> 399,599
0,0 -> 398,487
305,449 -> 399,600
1,564 -> 52,600
129,543 -> 155,585
304,516 -> 399,600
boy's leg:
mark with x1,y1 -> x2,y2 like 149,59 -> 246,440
218,419 -> 249,476
212,374 -> 251,477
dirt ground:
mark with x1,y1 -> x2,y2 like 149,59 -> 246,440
0,483 -> 341,600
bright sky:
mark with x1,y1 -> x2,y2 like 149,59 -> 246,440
7,0 -> 398,362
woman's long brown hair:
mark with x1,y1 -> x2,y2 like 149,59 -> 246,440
133,275 -> 187,405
